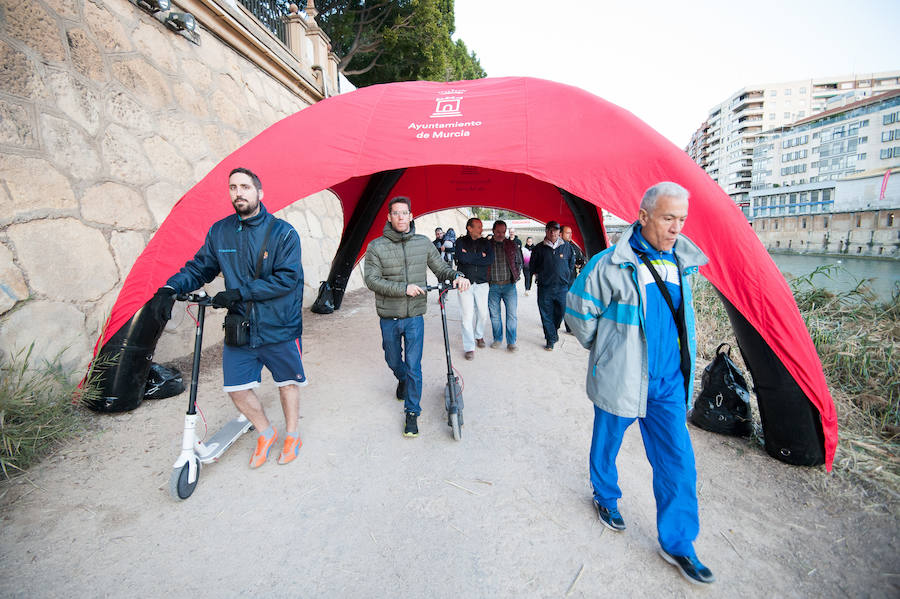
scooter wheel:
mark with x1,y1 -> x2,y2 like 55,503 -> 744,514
449,411 -> 461,441
169,459 -> 200,500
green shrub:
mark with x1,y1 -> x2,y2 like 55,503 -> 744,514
0,346 -> 93,479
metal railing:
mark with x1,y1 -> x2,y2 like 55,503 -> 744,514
237,0 -> 291,44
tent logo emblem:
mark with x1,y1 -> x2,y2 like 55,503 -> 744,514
431,96 -> 463,118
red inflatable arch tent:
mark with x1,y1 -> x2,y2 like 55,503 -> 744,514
93,77 -> 837,469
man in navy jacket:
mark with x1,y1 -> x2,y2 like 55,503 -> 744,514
529,220 -> 575,350
159,167 -> 306,469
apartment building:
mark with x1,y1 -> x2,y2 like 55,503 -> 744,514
745,91 -> 900,258
749,90 -> 900,216
687,71 -> 900,211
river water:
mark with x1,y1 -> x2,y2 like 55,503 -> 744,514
768,253 -> 899,302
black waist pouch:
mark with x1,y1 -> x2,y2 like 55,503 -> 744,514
223,313 -> 250,347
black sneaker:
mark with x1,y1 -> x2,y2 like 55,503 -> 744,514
403,412 -> 419,437
544,342 -> 554,351
593,499 -> 626,532
658,549 -> 715,585
396,379 -> 407,401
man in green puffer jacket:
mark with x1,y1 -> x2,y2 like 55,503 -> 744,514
364,196 -> 470,437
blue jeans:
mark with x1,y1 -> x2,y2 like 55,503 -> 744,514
379,316 -> 424,415
589,372 -> 699,558
537,284 -> 567,344
488,283 -> 518,345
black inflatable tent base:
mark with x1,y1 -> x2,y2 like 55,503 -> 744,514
89,293 -> 172,413
718,290 -> 826,466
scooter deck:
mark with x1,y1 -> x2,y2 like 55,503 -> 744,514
197,416 -> 253,463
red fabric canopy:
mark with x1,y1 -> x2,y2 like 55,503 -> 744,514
99,77 -> 837,468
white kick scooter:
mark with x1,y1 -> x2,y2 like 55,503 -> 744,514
169,292 -> 254,500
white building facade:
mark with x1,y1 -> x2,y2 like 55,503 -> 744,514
687,71 -> 900,211
749,90 -> 900,218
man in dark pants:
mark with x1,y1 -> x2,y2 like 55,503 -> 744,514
529,220 -> 574,351
159,167 -> 306,468
433,227 -> 445,260
363,196 -> 470,437
561,225 -> 587,334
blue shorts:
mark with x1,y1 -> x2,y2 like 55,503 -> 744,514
222,338 -> 308,392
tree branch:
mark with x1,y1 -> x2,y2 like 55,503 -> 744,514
341,50 -> 384,76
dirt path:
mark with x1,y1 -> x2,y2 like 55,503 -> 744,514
1,285 -> 898,598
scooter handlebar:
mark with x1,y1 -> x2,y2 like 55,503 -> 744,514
175,291 -> 213,305
425,280 -> 453,292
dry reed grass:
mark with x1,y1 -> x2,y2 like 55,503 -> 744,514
691,267 -> 899,503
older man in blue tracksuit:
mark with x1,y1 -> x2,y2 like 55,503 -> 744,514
565,182 -> 714,585
158,167 -> 306,469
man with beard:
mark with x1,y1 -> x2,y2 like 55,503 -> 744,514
157,167 -> 306,469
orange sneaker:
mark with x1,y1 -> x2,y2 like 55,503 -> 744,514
277,433 -> 303,465
249,428 -> 278,469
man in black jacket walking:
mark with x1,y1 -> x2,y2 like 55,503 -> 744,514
454,218 -> 493,360
529,220 -> 575,351
562,225 -> 587,334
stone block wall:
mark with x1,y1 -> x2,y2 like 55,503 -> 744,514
0,0 -> 348,370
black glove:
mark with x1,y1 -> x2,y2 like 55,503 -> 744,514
152,286 -> 176,321
212,289 -> 242,310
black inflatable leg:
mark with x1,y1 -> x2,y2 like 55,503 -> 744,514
89,292 -> 175,413
315,169 -> 406,311
716,290 -> 826,466
558,188 -> 607,257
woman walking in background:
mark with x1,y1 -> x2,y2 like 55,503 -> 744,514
522,236 -> 535,295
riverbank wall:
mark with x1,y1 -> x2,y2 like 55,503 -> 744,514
752,208 -> 899,258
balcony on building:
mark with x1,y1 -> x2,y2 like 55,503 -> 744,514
730,90 -> 764,109
738,114 -> 763,124
738,123 -> 763,134
733,101 -> 765,116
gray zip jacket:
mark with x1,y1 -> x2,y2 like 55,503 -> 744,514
564,223 -> 708,418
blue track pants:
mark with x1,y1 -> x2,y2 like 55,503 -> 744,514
589,378 -> 699,558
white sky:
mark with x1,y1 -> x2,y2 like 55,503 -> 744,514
453,0 -> 900,147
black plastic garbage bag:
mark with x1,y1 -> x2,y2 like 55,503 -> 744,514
144,363 -> 185,400
689,343 -> 752,437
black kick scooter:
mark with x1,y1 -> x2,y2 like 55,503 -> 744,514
427,281 -> 464,440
